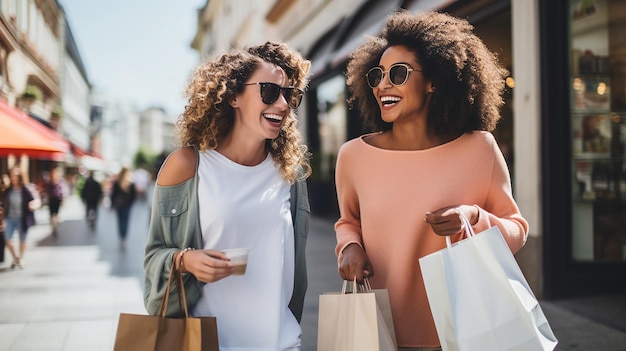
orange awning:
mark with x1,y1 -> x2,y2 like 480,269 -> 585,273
0,100 -> 69,160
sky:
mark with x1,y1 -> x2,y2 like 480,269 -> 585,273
59,0 -> 206,118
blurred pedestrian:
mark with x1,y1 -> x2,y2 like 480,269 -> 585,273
0,179 -> 5,263
143,41 -> 311,349
110,167 -> 136,250
2,167 -> 37,269
45,167 -> 66,237
133,167 -> 150,202
335,11 -> 529,349
81,170 -> 103,230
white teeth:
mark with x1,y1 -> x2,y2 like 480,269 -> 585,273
380,96 -> 401,103
264,114 -> 283,122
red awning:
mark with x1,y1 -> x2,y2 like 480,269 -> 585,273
0,99 -> 70,160
70,142 -> 91,157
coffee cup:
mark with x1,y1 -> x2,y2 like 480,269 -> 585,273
222,248 -> 249,276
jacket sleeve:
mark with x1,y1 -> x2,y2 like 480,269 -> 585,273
143,183 -> 179,315
288,178 -> 310,323
143,180 -> 205,316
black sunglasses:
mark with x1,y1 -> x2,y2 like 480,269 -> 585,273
243,82 -> 304,109
365,63 -> 421,88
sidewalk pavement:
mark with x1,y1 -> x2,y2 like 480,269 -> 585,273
1,194 -> 626,350
0,194 -> 146,351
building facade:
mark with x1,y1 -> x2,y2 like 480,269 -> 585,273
0,0 -> 73,182
191,0 -> 626,299
139,107 -> 176,157
60,19 -> 92,156
0,0 -> 62,112
1,1 -> 179,190
0,0 -> 103,188
91,92 -> 139,172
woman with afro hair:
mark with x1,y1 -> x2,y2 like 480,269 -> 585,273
144,41 -> 312,350
334,11 -> 529,350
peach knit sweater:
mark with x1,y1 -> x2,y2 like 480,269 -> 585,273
334,131 -> 529,347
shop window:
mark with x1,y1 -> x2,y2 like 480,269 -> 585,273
308,75 -> 347,216
313,75 -> 347,182
569,0 -> 626,262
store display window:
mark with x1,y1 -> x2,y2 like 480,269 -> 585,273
569,0 -> 626,261
314,75 -> 347,183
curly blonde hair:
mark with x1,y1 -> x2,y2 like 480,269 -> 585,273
346,11 -> 509,135
177,41 -> 312,183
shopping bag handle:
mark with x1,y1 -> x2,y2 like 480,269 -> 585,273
177,271 -> 190,317
445,210 -> 476,248
341,277 -> 373,294
157,263 -> 190,318
158,266 -> 176,317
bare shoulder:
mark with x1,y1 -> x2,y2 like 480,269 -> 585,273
156,147 -> 197,186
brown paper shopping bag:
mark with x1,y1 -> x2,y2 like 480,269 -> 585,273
113,266 -> 218,351
317,279 -> 397,351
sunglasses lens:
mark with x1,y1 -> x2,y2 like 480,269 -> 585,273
389,65 -> 409,85
366,68 -> 383,88
259,83 -> 303,108
260,83 -> 281,105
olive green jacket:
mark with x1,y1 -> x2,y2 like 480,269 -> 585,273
143,147 -> 310,321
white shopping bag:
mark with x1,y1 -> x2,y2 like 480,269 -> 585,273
317,279 -> 397,351
419,215 -> 558,351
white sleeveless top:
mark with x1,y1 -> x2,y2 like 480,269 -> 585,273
191,150 -> 301,351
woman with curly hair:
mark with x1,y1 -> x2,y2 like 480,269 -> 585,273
143,41 -> 311,350
334,11 -> 529,350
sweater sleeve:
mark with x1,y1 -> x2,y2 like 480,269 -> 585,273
471,134 -> 529,253
334,142 -> 365,262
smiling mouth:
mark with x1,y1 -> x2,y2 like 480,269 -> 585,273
380,96 -> 401,107
264,113 -> 283,123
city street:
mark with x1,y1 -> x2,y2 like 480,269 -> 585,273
1,194 -> 625,350
0,194 -> 342,350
